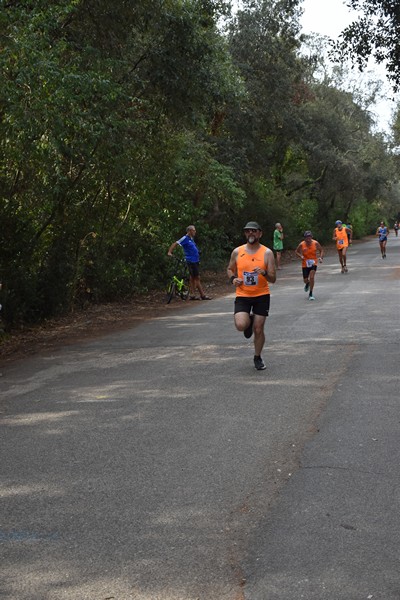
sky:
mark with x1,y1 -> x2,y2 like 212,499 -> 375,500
300,0 -> 359,39
300,0 -> 397,133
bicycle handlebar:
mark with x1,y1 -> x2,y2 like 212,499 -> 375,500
169,256 -> 187,265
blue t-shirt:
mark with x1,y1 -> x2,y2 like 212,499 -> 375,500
178,235 -> 200,263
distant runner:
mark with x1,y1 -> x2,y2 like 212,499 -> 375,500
333,220 -> 352,273
295,231 -> 324,301
376,221 -> 389,259
346,222 -> 353,245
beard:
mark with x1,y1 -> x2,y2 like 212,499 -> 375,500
247,235 -> 257,244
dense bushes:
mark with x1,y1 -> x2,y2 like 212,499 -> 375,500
1,0 -> 399,328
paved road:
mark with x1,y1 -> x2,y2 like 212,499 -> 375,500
1,236 -> 399,600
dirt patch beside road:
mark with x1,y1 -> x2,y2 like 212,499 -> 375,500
0,270 -> 231,365
0,244 -> 341,365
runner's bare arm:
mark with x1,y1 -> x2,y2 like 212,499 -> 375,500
263,248 -> 276,283
227,248 -> 242,285
294,243 -> 303,260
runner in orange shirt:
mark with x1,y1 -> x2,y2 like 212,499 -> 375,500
295,231 -> 324,301
227,221 -> 276,370
332,220 -> 352,273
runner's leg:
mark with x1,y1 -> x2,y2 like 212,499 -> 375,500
234,311 -> 251,332
342,247 -> 347,268
253,315 -> 266,356
338,249 -> 344,270
309,269 -> 316,294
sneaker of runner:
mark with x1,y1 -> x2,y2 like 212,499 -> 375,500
254,355 -> 266,370
243,314 -> 254,339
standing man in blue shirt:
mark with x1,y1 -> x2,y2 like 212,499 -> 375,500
168,225 -> 211,300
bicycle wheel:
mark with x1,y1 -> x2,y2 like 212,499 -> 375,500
166,281 -> 176,304
178,265 -> 190,301
179,282 -> 189,301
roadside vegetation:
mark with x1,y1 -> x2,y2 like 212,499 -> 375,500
1,0 -> 400,330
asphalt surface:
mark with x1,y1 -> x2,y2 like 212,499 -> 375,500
1,235 -> 399,600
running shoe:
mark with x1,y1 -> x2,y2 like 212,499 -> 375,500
344,266 -> 348,272
309,294 -> 315,301
304,282 -> 310,292
244,314 -> 254,339
254,355 -> 266,370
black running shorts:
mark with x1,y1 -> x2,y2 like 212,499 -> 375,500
234,294 -> 270,317
302,265 -> 317,279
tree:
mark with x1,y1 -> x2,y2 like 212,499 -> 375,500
219,0 -> 310,238
333,0 -> 400,91
0,0 -> 242,325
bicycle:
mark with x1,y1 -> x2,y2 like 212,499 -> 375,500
166,258 -> 190,304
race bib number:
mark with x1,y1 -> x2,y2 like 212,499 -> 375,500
338,239 -> 344,245
243,271 -> 258,286
306,259 -> 315,267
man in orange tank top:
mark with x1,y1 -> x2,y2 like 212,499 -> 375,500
333,220 -> 352,273
295,231 -> 324,301
227,221 -> 276,370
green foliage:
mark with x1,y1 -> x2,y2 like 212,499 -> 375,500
292,197 -> 319,237
349,200 -> 385,237
1,0 -> 400,329
0,0 -> 242,326
333,0 -> 400,91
